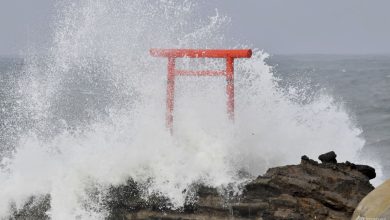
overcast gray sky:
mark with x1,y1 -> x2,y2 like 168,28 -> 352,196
0,0 -> 54,56
1,0 -> 389,55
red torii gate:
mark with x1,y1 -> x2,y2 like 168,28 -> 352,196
150,48 -> 252,132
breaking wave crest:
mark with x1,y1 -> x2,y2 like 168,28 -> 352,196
0,1 -> 372,219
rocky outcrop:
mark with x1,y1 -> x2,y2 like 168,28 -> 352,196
318,151 -> 337,163
106,152 -> 375,220
11,152 -> 375,220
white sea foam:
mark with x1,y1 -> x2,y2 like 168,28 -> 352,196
0,1 -> 377,219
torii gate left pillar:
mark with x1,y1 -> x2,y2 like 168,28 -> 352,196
150,48 -> 252,132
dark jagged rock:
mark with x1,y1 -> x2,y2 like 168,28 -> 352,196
106,153 -> 374,220
346,161 -> 376,180
301,154 -> 318,165
318,151 -> 337,163
11,152 -> 375,220
301,155 -> 310,161
355,164 -> 376,180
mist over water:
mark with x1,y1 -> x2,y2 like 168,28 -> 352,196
0,1 -> 376,219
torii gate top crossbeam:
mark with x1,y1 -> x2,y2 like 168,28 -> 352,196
150,49 -> 252,58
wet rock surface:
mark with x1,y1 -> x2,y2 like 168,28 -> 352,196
318,151 -> 337,164
11,152 -> 375,220
107,152 -> 375,220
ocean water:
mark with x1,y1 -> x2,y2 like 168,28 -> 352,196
0,1 -> 386,219
267,55 -> 390,178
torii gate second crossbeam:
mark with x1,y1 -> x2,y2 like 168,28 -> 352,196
150,48 -> 252,132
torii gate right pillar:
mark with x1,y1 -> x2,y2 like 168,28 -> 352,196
226,56 -> 234,120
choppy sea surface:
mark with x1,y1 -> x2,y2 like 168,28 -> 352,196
268,54 -> 390,178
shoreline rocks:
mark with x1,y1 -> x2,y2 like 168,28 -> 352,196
107,152 -> 375,220
12,152 -> 376,220
318,151 -> 337,163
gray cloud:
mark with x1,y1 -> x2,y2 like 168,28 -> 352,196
204,0 -> 390,54
0,0 -> 389,55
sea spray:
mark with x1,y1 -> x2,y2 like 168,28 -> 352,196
0,0 -> 371,219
